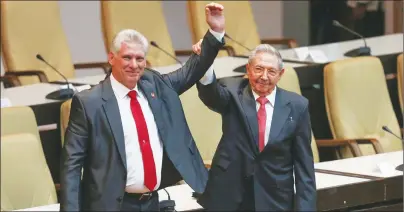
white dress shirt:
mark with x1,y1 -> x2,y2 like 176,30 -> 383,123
110,74 -> 163,192
110,29 -> 224,193
200,70 -> 277,146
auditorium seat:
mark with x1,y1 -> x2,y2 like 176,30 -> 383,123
101,1 -> 193,67
179,85 -> 222,168
1,133 -> 58,211
324,56 -> 400,158
278,65 -> 374,162
1,1 -> 109,86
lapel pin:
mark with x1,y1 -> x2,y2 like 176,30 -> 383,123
289,117 -> 293,122
151,92 -> 155,98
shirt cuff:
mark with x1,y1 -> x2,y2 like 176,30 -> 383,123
199,65 -> 215,85
209,28 -> 225,42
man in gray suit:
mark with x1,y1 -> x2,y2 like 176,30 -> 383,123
192,43 -> 316,211
60,3 -> 225,211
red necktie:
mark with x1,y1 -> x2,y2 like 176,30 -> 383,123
257,96 -> 269,152
128,90 -> 157,191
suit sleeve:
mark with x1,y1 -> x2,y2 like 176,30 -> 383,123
293,102 -> 317,211
196,73 -> 230,114
60,95 -> 89,211
162,30 -> 224,95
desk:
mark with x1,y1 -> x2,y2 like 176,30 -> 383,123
315,151 -> 403,178
279,33 -> 403,62
1,83 -> 60,107
13,172 -> 375,212
316,151 -> 403,211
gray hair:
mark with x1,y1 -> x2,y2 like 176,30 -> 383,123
111,29 -> 149,54
248,44 -> 284,70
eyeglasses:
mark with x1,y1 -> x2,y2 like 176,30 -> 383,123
251,67 -> 279,76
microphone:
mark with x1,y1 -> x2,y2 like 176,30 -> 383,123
159,188 -> 176,212
382,125 -> 403,171
224,33 -> 252,52
36,54 -> 75,100
150,41 -> 183,66
332,20 -> 371,57
224,33 -> 320,67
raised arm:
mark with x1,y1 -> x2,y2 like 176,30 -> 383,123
163,30 -> 224,95
293,101 -> 317,211
196,72 -> 231,114
162,3 -> 225,95
60,95 -> 89,211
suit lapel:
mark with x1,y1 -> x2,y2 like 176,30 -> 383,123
238,84 -> 260,154
101,78 -> 127,170
138,79 -> 166,141
267,88 -> 291,146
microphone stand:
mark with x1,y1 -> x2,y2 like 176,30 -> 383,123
332,20 -> 371,57
150,41 -> 183,66
36,54 -> 75,100
382,126 -> 404,171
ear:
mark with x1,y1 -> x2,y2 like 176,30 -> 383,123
278,68 -> 285,77
108,52 -> 115,66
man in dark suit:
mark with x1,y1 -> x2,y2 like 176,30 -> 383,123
60,3 -> 225,211
192,43 -> 316,211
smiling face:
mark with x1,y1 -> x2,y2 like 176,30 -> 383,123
108,42 -> 147,89
246,51 -> 284,97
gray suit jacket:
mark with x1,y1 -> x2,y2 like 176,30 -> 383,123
196,77 -> 316,211
60,31 -> 224,211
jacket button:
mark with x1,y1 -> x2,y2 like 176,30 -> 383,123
117,196 -> 123,202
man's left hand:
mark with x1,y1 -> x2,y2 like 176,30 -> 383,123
205,2 -> 225,33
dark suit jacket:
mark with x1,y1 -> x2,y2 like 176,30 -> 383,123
196,76 -> 316,211
60,31 -> 224,211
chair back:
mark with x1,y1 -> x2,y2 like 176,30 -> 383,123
1,1 -> 75,85
180,85 -> 222,161
101,1 -> 177,67
187,1 -> 261,57
324,56 -> 402,157
1,106 -> 40,142
1,133 -> 57,211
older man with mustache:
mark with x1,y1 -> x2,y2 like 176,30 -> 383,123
192,42 -> 317,211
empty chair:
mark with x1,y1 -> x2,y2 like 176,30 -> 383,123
278,66 -> 377,161
101,1 -> 193,67
1,1 -> 108,85
180,85 -> 222,167
1,106 -> 40,142
1,133 -> 57,210
324,56 -> 400,158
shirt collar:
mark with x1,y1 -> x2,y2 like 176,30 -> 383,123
110,73 -> 140,99
252,86 -> 277,107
